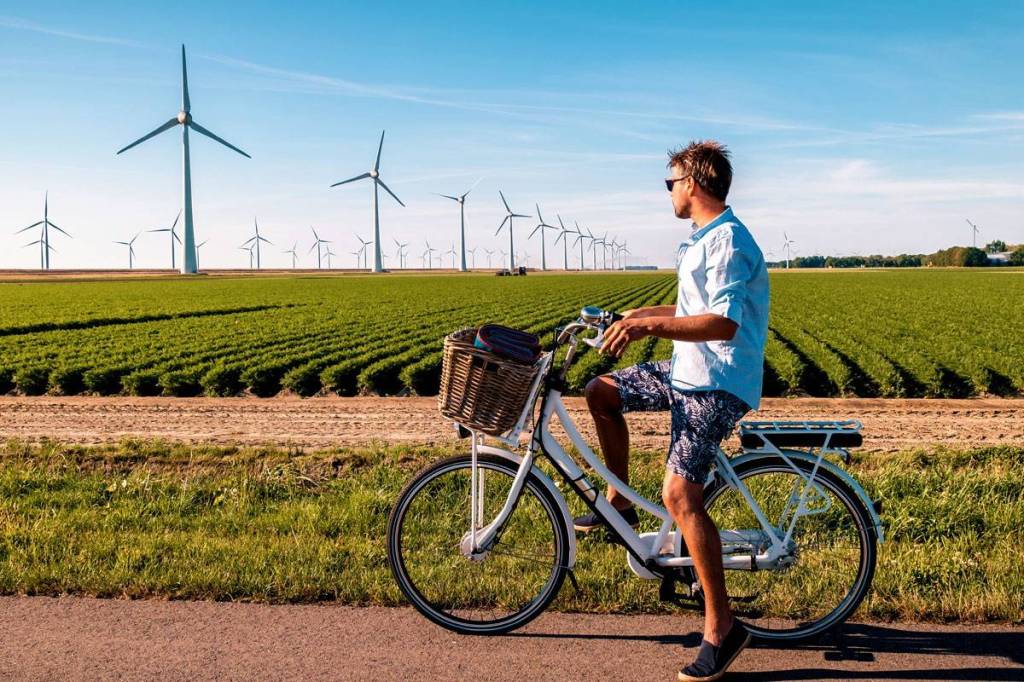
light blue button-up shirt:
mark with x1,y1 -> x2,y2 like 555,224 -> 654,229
670,206 -> 769,410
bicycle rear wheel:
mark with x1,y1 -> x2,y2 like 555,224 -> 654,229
387,453 -> 569,635
700,456 -> 878,642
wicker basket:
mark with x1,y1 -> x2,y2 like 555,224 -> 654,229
438,328 -> 541,436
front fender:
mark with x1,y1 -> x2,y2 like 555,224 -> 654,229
477,445 -> 578,567
728,450 -> 885,543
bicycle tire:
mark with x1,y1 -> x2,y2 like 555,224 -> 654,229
387,453 -> 570,635
692,454 -> 878,642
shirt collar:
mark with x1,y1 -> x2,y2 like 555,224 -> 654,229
686,206 -> 733,244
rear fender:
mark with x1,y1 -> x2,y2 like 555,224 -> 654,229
727,449 -> 885,543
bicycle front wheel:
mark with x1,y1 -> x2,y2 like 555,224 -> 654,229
702,455 -> 878,642
387,453 -> 570,635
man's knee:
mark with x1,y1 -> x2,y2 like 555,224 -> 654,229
585,375 -> 621,414
662,473 -> 705,518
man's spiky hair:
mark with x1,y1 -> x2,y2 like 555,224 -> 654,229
667,140 -> 733,202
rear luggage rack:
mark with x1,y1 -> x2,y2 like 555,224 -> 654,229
738,420 -> 863,452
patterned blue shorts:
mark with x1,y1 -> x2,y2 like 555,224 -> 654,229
610,360 -> 750,484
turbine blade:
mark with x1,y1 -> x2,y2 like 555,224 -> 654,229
48,222 -> 70,237
172,210 -> 181,230
173,232 -> 182,244
25,239 -> 43,247
499,190 -> 511,213
529,224 -> 542,238
149,228 -> 170,233
258,236 -> 273,244
181,44 -> 191,113
114,241 -> 130,246
241,237 -> 256,247
189,121 -> 251,158
15,221 -> 44,234
116,118 -> 179,155
330,172 -> 371,187
495,215 -> 509,235
512,213 -> 531,219
374,130 -> 385,172
308,243 -> 319,254
554,232 -> 564,245
437,193 -> 459,201
377,179 -> 405,207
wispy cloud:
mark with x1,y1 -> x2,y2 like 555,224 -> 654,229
0,15 -> 145,48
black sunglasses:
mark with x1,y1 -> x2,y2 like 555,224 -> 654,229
664,176 -> 689,191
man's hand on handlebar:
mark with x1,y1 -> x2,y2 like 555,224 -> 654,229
600,317 -> 648,358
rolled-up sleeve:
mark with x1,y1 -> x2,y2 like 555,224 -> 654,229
704,228 -> 750,327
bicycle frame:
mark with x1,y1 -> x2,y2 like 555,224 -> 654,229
463,316 -> 883,577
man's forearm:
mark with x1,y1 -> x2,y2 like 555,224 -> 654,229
626,304 -> 677,319
632,313 -> 738,343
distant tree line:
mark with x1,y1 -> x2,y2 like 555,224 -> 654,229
769,242 -> 1024,268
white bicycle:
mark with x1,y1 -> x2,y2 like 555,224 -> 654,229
387,306 -> 883,642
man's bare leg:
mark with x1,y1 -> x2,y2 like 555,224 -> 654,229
663,472 -> 733,645
584,375 -> 632,509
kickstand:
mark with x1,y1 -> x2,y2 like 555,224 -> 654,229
565,568 -> 581,596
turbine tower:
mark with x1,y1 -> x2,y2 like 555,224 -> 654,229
114,232 -> 142,270
965,218 -> 980,248
495,191 -> 530,271
116,45 -> 251,275
355,234 -> 374,270
240,218 -> 272,270
195,240 -> 208,270
572,222 -> 591,271
437,182 -> 479,272
283,242 -> 299,269
444,243 -> 457,269
148,211 -> 182,270
15,192 -> 70,270
309,227 -> 330,269
330,130 -> 404,272
553,215 -> 575,270
529,204 -> 558,271
467,246 -> 479,269
782,232 -> 796,269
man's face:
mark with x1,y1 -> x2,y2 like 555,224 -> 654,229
667,164 -> 693,219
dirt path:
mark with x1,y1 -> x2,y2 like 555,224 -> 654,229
0,597 -> 1020,681
1,396 -> 1022,452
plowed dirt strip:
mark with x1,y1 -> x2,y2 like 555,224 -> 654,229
0,396 -> 1022,452
0,597 -> 1020,681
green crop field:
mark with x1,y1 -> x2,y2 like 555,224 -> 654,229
1,269 -> 1022,399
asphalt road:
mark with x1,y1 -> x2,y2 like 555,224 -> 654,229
0,597 -> 1020,681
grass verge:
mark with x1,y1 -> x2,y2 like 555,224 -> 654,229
0,438 -> 1021,623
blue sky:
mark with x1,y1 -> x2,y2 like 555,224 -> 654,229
1,1 -> 1021,269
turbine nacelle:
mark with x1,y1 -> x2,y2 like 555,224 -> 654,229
177,111 -> 191,125
370,170 -> 379,179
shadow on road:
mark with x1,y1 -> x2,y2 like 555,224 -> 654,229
512,622 -> 1023,681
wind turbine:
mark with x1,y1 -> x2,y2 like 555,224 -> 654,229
240,244 -> 255,270
553,215 -> 575,270
14,191 -> 70,270
148,211 -> 182,270
609,237 -> 620,269
965,218 -> 981,248
498,248 -> 508,269
350,248 -> 363,268
437,180 -> 480,272
355,234 -> 374,270
782,232 -> 796,269
444,242 -> 457,269
393,238 -> 409,269
195,240 -> 208,270
330,130 -> 404,272
617,242 -> 630,269
116,45 -> 250,275
572,222 -> 592,271
324,246 -> 336,270
467,246 -> 479,269
114,232 -> 142,270
423,241 -> 437,270
283,242 -> 299,269
309,227 -> 330,270
485,248 -> 495,268
240,218 -> 272,270
529,204 -> 558,271
495,191 -> 530,271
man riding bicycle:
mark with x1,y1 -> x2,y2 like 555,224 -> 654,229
577,140 -> 770,681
